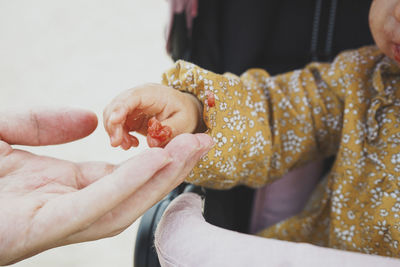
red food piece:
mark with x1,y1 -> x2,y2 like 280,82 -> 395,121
394,45 -> 400,63
147,117 -> 172,147
206,90 -> 215,107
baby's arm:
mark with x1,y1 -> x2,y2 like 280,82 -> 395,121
103,83 -> 206,149
161,59 -> 350,189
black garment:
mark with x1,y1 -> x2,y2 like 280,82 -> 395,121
170,0 -> 374,233
174,0 -> 374,75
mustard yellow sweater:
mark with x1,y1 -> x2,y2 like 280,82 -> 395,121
162,46 -> 400,257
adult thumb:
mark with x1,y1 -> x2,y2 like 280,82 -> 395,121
0,107 -> 98,146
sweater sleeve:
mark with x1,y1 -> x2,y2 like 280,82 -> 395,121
161,57 -> 347,189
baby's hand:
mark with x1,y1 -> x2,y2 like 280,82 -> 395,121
103,83 -> 205,149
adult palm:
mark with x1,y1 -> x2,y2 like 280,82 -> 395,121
0,108 -> 211,265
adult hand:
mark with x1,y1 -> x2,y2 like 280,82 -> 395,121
0,107 -> 212,265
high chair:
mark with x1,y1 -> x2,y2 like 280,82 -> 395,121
134,160 -> 326,266
135,1 -> 377,265
154,192 -> 400,267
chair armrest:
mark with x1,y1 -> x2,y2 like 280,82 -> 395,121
155,192 -> 400,267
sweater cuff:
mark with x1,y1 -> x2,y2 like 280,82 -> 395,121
161,60 -> 225,130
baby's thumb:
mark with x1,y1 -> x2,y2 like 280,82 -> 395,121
161,114 -> 195,137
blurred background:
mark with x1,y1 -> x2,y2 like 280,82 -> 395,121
0,0 -> 171,266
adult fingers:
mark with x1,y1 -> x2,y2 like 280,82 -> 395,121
0,107 -> 97,146
135,133 -> 213,204
61,133 -> 213,243
27,148 -> 172,246
76,162 -> 116,188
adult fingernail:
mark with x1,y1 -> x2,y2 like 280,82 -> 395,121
196,145 -> 211,158
199,149 -> 210,159
206,138 -> 215,148
197,134 -> 214,149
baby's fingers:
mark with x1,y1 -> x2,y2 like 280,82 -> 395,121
157,92 -> 203,138
108,108 -> 127,124
120,132 -> 139,150
109,125 -> 124,147
104,101 -> 137,147
161,112 -> 197,137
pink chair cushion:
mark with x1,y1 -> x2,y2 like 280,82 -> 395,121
250,160 -> 325,233
155,193 -> 400,267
